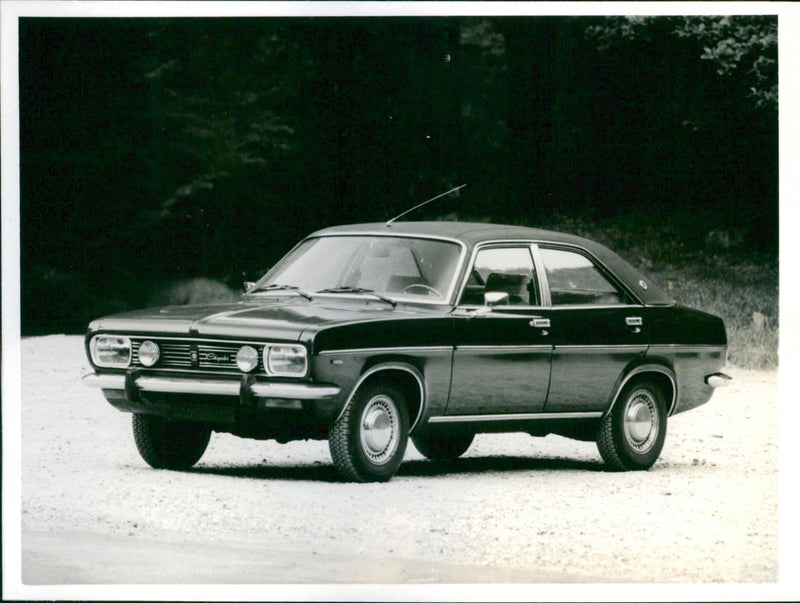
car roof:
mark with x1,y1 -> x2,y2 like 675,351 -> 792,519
312,220 -> 587,246
309,221 -> 674,306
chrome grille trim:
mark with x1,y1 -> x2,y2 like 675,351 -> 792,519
133,340 -> 194,368
101,335 -> 308,378
129,338 -> 262,372
198,343 -> 243,370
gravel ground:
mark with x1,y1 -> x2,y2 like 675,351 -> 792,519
14,335 -> 782,590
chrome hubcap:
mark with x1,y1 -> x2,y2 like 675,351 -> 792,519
360,395 -> 399,465
623,390 -> 659,453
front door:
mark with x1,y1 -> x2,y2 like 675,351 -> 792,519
446,245 -> 552,416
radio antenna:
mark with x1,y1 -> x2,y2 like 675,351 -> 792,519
386,184 -> 466,226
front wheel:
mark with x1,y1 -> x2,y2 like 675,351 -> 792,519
596,381 -> 667,471
132,414 -> 211,470
329,382 -> 409,482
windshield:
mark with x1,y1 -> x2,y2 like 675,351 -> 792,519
253,235 -> 463,303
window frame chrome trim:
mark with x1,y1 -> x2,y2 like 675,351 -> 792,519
455,240 -> 546,310
454,239 -> 646,311
534,242 -> 645,307
530,242 -> 551,306
545,304 -> 647,311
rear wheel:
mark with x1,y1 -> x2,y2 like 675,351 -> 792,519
132,414 -> 211,470
329,382 -> 409,482
596,380 -> 667,471
412,431 -> 474,461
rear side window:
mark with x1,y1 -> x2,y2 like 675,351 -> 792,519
540,247 -> 631,306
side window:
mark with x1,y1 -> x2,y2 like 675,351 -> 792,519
460,247 -> 538,306
540,247 -> 629,306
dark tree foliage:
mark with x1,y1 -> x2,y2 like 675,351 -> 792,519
19,16 -> 777,333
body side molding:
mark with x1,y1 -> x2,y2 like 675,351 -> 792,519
429,411 -> 602,423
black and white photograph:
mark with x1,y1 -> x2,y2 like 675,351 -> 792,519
2,1 -> 797,600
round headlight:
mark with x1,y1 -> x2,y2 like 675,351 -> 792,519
236,345 -> 259,373
138,340 -> 160,367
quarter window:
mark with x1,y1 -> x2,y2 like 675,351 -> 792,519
460,247 -> 538,306
540,248 -> 629,306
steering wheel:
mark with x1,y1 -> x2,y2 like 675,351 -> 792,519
403,283 -> 443,298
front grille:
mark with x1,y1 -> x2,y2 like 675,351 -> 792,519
131,338 -> 262,373
198,344 -> 240,370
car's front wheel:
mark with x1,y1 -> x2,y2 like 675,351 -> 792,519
329,382 -> 409,482
412,430 -> 474,461
596,380 -> 667,471
132,414 -> 211,470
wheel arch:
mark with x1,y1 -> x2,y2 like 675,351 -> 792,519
604,363 -> 677,421
335,362 -> 425,433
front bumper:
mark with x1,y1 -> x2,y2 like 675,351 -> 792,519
83,372 -> 341,400
83,371 -> 344,426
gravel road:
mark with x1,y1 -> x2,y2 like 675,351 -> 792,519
16,335 -> 780,587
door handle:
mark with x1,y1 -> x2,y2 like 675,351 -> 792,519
626,316 -> 642,333
530,318 -> 550,329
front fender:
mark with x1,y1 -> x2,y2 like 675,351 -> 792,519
310,348 -> 453,432
335,362 -> 426,431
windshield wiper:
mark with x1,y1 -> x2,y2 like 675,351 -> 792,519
316,286 -> 397,307
249,283 -> 313,301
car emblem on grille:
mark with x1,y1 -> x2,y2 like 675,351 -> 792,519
200,352 -> 232,364
190,349 -> 198,365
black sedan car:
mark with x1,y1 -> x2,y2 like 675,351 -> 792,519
84,221 -> 730,482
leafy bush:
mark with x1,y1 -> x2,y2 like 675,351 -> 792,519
21,269 -> 241,335
148,278 -> 240,307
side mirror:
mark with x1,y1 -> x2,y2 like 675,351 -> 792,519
484,291 -> 509,307
243,281 -> 256,293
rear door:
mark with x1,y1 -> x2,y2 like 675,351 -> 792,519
536,245 -> 648,412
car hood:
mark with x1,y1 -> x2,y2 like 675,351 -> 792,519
87,296 -> 440,342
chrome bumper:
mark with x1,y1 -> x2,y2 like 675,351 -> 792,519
705,372 -> 732,388
83,373 -> 341,400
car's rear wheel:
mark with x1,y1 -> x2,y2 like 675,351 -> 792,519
412,431 -> 474,461
329,382 -> 409,482
596,380 -> 667,471
132,414 -> 211,470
